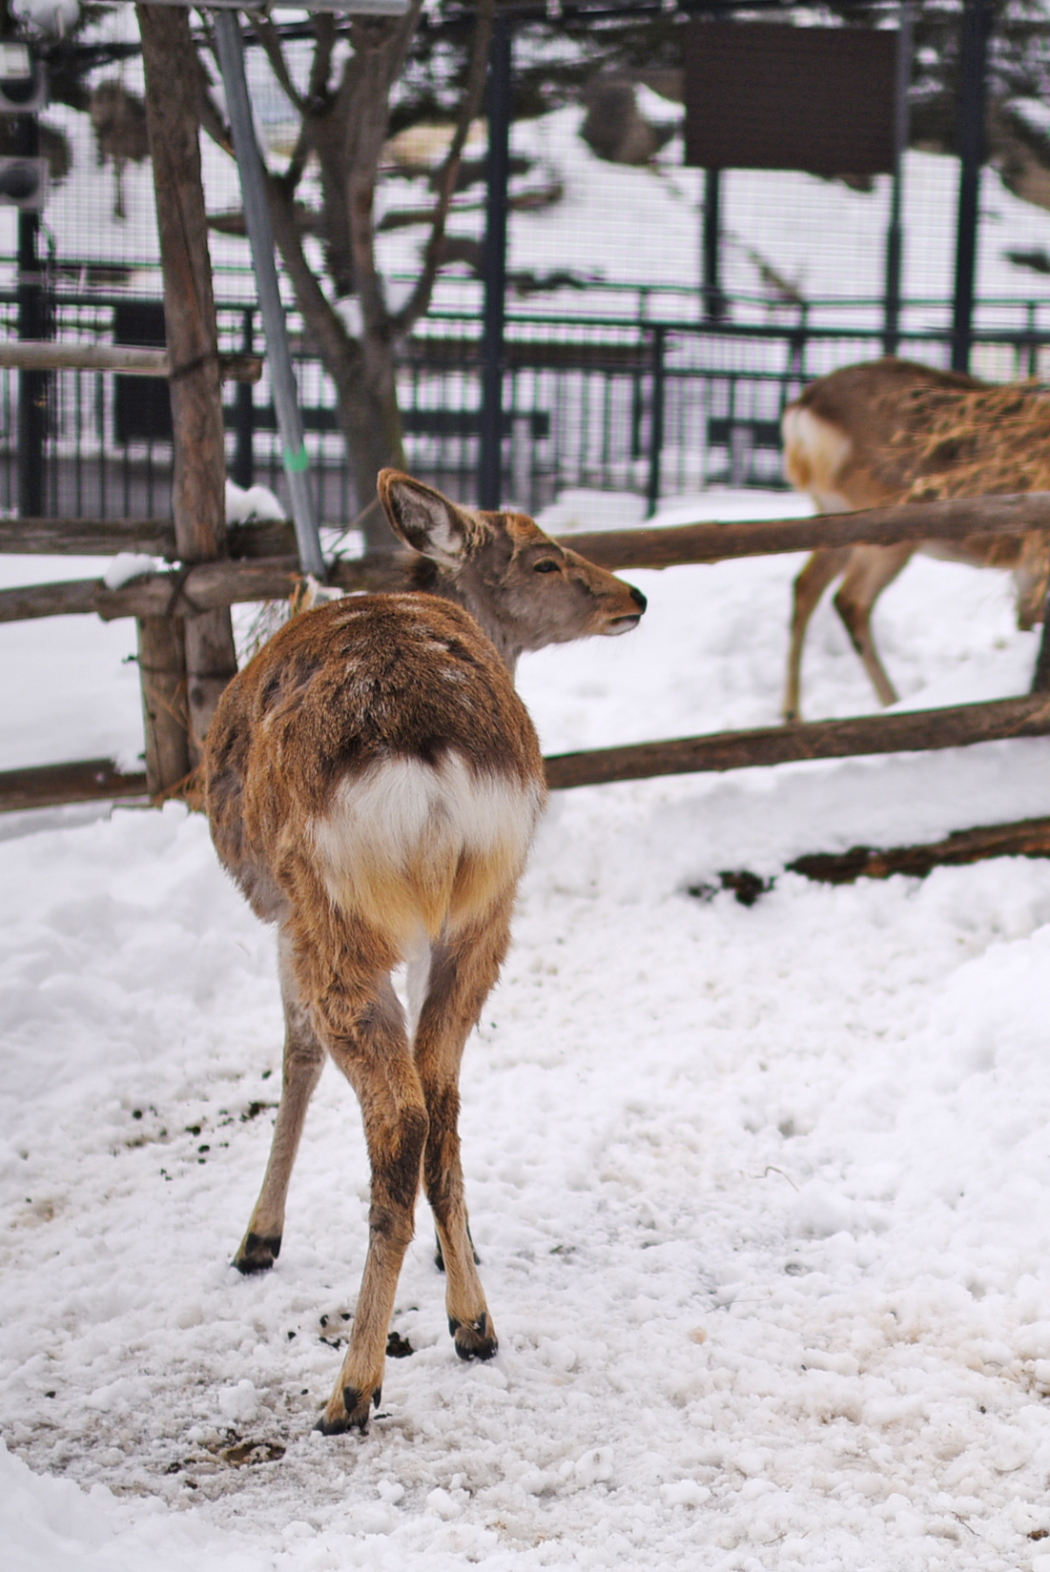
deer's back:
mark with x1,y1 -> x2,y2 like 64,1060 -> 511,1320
204,595 -> 546,936
784,358 -> 986,509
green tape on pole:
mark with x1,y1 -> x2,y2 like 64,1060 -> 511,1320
283,444 -> 310,474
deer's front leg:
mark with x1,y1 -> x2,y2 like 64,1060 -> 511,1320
315,979 -> 428,1434
414,903 -> 513,1363
234,931 -> 325,1274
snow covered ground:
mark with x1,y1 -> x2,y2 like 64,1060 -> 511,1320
4,489 -> 1050,1570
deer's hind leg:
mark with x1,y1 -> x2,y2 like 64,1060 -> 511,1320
234,925 -> 326,1275
413,891 -> 515,1364
832,543 -> 913,708
783,547 -> 851,722
298,917 -> 429,1435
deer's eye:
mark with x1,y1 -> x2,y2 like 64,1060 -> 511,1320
533,559 -> 560,574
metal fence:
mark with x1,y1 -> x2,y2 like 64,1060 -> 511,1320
6,277 -> 1050,526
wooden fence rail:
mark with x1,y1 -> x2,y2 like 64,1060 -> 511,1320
544,695 -> 1050,790
0,341 -> 262,381
4,489 -> 1050,813
4,489 -> 1050,624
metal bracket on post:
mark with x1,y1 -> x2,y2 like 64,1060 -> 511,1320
211,7 -> 326,580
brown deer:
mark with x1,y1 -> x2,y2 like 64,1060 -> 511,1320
781,356 -> 1050,721
203,469 -> 646,1435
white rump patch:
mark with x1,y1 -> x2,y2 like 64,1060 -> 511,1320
782,406 -> 854,511
308,753 -> 545,941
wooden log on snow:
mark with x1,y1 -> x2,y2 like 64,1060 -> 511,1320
0,758 -> 148,813
0,341 -> 261,381
787,816 -> 1050,884
543,695 -> 1050,791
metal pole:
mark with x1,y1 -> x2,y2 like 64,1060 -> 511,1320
883,1 -> 913,356
17,112 -> 46,518
646,327 -> 666,519
702,169 -> 725,322
479,13 -> 510,511
212,8 -> 325,578
951,0 -> 990,374
233,306 -> 255,489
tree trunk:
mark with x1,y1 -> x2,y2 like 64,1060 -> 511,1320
266,174 -> 402,551
138,3 -> 238,769
332,334 -> 405,533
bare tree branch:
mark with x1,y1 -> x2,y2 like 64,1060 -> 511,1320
248,13 -> 309,118
343,1 -> 424,337
393,0 -> 495,337
307,15 -> 337,104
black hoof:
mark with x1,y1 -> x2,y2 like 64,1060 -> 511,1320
314,1411 -> 363,1436
449,1312 -> 498,1362
314,1383 -> 381,1435
233,1232 -> 281,1274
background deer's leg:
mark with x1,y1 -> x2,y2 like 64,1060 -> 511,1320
832,544 -> 913,708
783,547 -> 851,722
413,895 -> 514,1363
310,955 -> 428,1435
233,926 -> 325,1274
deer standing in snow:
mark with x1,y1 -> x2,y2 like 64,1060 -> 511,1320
781,356 -> 1050,721
203,469 -> 646,1434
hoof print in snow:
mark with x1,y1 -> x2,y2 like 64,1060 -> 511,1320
687,869 -> 773,908
221,1439 -> 286,1468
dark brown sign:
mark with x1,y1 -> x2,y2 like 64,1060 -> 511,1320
683,23 -> 896,175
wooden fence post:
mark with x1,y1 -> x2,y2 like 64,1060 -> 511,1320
137,615 -> 190,792
137,3 -> 238,781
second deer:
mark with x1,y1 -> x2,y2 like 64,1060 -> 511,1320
781,356 -> 1050,720
203,470 -> 646,1434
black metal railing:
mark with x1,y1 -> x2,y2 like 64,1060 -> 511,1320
4,284 -> 1050,526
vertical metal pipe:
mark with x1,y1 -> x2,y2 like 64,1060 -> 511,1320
233,305 -> 255,489
479,13 -> 511,510
952,0 -> 990,374
646,326 -> 666,518
17,111 -> 46,519
212,8 -> 325,578
883,1 -> 913,356
702,169 -> 725,321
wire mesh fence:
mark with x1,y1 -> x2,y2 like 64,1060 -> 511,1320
5,5 -> 1050,526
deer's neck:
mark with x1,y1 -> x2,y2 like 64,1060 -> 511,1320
409,561 -> 523,678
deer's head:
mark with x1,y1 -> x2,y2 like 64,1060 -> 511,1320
377,469 -> 646,672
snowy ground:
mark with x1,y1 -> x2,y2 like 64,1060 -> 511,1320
4,490 -> 1050,1571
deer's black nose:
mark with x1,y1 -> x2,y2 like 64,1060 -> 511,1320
629,585 -> 647,612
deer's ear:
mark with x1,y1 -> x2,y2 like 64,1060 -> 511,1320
377,470 -> 468,565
